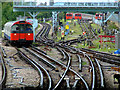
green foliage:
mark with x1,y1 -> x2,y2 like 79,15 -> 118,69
2,2 -> 52,29
2,2 -> 23,29
107,21 -> 119,30
37,12 -> 52,19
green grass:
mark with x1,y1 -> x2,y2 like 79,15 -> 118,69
55,19 -> 117,54
82,61 -> 87,65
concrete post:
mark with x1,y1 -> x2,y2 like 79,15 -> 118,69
29,12 -> 39,42
52,11 -> 57,35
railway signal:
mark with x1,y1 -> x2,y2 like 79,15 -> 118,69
83,32 -> 86,35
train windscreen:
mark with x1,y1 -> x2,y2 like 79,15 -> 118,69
11,24 -> 32,33
67,14 -> 72,16
96,14 -> 99,16
75,14 -> 81,16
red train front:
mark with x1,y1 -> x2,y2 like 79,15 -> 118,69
66,13 -> 73,19
95,13 -> 103,20
74,13 -> 82,19
99,13 -> 103,20
95,13 -> 99,19
4,21 -> 33,44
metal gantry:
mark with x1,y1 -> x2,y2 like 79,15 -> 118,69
13,1 -> 120,12
52,11 -> 58,34
29,12 -> 39,42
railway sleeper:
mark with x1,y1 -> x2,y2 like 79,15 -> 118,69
72,75 -> 80,89
64,75 -> 70,89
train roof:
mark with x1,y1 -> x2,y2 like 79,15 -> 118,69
66,13 -> 73,14
4,21 -> 32,27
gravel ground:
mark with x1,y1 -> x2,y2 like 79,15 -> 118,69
0,40 -> 40,88
99,60 -> 120,89
4,47 -> 40,88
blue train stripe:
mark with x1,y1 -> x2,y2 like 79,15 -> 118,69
4,33 -> 10,40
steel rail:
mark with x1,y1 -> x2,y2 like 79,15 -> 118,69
94,58 -> 104,88
0,53 -> 7,90
17,49 -> 44,88
36,23 -> 89,90
30,45 -> 47,55
17,48 -> 52,90
36,25 -> 45,38
85,54 -> 95,90
23,47 -> 56,69
1,47 -> 7,58
53,49 -> 71,90
84,20 -> 97,39
81,48 -> 120,65
57,47 -> 89,90
81,48 -> 120,59
77,54 -> 82,72
56,46 -> 67,60
30,46 -> 66,67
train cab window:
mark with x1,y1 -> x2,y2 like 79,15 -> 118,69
26,24 -> 33,32
11,25 -> 19,32
67,14 -> 72,16
75,14 -> 78,16
96,14 -> 99,16
19,24 -> 26,31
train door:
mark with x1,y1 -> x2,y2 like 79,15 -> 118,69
19,24 -> 26,41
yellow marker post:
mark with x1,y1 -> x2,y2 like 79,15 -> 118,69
65,25 -> 69,29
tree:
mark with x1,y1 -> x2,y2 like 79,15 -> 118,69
2,2 -> 23,29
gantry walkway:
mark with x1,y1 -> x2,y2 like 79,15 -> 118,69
13,1 -> 120,12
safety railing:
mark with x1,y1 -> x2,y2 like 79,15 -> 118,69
13,0 -> 119,8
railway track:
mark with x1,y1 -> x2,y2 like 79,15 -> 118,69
34,23 -> 107,89
0,47 -> 7,90
55,41 -> 105,89
80,48 -> 120,65
1,21 -> 119,89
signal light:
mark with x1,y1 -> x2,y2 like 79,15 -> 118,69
83,32 -> 86,35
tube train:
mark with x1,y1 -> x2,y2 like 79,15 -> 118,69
3,21 -> 33,45
95,13 -> 103,20
66,13 -> 82,20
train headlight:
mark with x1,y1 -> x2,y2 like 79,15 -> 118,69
28,33 -> 30,35
14,33 -> 16,35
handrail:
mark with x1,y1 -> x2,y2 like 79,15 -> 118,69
13,1 -> 119,7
